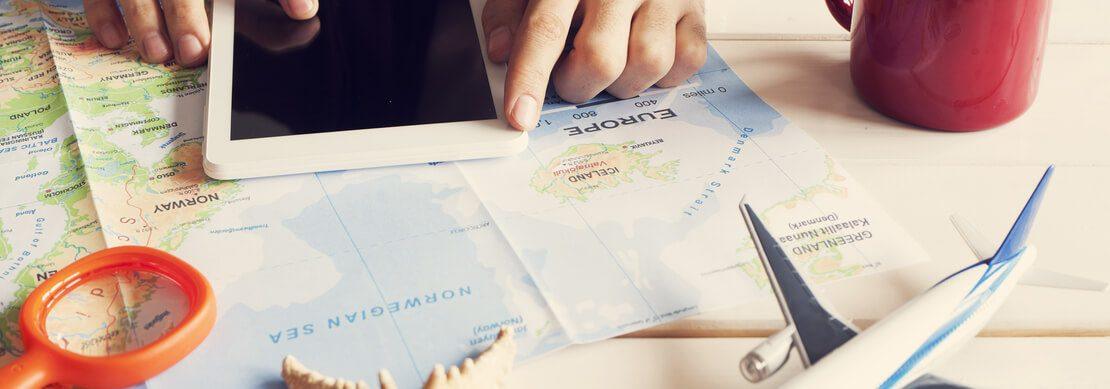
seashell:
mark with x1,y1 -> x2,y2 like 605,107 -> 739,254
418,326 -> 518,389
284,327 -> 517,389
282,354 -> 370,389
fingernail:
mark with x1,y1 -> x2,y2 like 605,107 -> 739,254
176,34 -> 204,66
141,33 -> 171,62
510,95 -> 538,130
488,27 -> 510,59
96,23 -> 124,48
284,0 -> 314,16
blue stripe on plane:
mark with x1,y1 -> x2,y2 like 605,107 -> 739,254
963,165 -> 1051,296
879,260 -> 1017,388
930,260 -> 988,290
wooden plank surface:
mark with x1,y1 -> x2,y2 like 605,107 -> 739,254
510,337 -> 1110,388
627,40 -> 1110,338
706,0 -> 1110,43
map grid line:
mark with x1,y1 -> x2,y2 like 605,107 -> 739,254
312,173 -> 424,378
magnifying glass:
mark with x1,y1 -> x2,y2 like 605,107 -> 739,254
0,246 -> 215,388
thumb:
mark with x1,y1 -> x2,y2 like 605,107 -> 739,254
481,0 -> 526,63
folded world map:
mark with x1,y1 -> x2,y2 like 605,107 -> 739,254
0,1 -> 929,387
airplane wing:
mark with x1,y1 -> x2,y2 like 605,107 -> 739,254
1018,268 -> 1109,291
741,202 -> 857,366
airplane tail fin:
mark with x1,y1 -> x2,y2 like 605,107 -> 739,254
988,166 -> 1054,265
951,166 -> 1106,292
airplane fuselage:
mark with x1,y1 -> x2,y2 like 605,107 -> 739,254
783,246 -> 1038,388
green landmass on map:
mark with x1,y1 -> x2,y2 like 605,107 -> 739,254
531,141 -> 680,202
0,220 -> 11,260
735,157 -> 864,288
0,0 -> 105,363
0,135 -> 104,362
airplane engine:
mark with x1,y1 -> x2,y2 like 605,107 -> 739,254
739,326 -> 795,383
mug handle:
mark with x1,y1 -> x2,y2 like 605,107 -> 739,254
824,0 -> 854,31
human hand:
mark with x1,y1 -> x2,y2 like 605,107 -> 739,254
84,0 -> 319,67
235,0 -> 322,53
482,0 -> 707,131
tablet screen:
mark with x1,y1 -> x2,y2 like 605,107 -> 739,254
229,0 -> 497,140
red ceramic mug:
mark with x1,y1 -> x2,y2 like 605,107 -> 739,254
825,0 -> 1052,131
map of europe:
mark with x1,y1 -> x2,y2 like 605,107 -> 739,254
0,1 -> 929,387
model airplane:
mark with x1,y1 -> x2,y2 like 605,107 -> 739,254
737,166 -> 1106,388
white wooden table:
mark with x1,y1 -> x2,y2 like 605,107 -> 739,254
512,1 -> 1110,386
511,337 -> 1110,388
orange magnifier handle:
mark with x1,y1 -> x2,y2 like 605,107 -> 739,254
0,246 -> 216,389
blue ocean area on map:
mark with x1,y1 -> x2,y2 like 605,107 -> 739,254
159,170 -> 572,387
0,6 -> 928,385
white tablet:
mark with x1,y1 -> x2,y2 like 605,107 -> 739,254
203,0 -> 527,179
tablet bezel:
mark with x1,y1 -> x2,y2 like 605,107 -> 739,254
203,0 -> 526,179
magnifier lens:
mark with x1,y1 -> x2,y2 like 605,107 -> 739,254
44,269 -> 190,356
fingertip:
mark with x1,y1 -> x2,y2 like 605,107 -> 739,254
94,22 -> 127,49
552,44 -> 626,103
654,78 -> 683,89
175,34 -> 207,67
487,26 -> 511,63
605,85 -> 640,100
656,47 -> 705,87
281,0 -> 318,20
508,94 -> 539,131
140,33 -> 172,63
